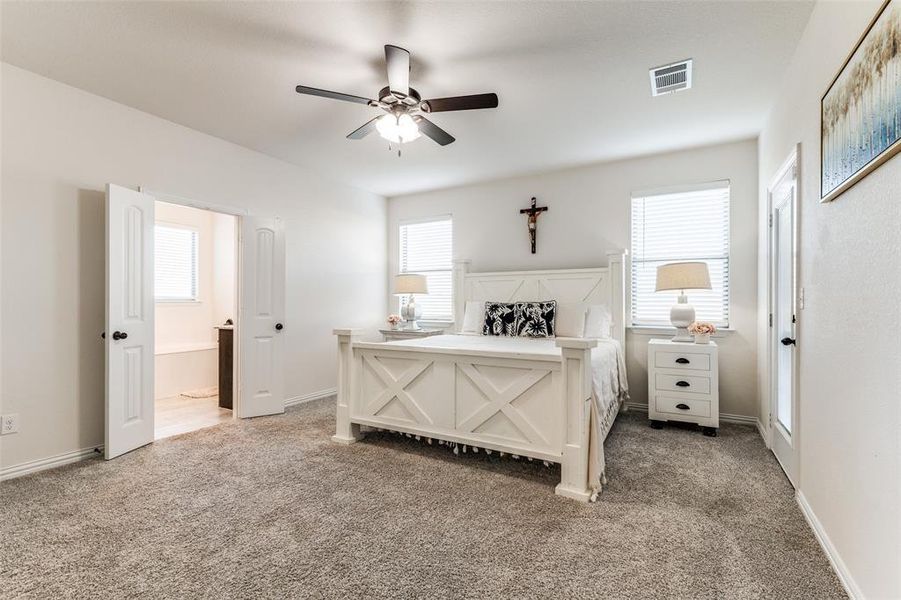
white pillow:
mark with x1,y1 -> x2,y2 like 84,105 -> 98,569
555,302 -> 587,337
461,300 -> 485,334
584,304 -> 612,338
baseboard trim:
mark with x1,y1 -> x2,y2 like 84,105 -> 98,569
756,419 -> 770,447
285,388 -> 336,408
796,490 -> 862,600
0,446 -> 102,482
624,402 -> 757,425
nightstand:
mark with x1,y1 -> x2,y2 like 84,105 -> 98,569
647,339 -> 719,436
379,328 -> 445,342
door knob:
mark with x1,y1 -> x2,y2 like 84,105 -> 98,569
780,337 -> 796,346
275,323 -> 284,332
112,331 -> 128,341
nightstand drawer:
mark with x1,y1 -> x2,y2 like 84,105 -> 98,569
654,351 -> 711,371
655,395 -> 711,418
655,373 -> 711,395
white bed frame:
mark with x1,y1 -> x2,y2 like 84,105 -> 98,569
333,251 -> 628,502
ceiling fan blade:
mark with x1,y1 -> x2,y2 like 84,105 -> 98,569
295,85 -> 375,106
346,117 -> 380,140
385,44 -> 410,98
421,93 -> 499,113
414,116 -> 455,146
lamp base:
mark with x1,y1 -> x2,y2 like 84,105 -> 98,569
671,327 -> 694,343
401,294 -> 422,330
670,294 -> 695,342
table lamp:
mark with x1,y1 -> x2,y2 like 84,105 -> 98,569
395,274 -> 428,330
655,262 -> 711,342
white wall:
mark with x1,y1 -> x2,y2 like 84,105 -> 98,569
0,64 -> 387,470
211,211 -> 236,327
756,2 -> 900,597
388,139 -> 759,418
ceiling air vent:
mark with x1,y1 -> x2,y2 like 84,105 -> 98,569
649,59 -> 692,96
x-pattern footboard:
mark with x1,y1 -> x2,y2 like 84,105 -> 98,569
456,364 -> 550,446
363,354 -> 434,426
333,330 -> 599,502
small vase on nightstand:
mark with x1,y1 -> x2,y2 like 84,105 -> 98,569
694,333 -> 710,344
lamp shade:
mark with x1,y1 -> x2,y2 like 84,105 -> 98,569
655,262 -> 711,292
394,273 -> 428,295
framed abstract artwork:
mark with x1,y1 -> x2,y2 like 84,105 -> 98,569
821,0 -> 901,203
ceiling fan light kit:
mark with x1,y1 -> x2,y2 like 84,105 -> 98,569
295,44 -> 498,154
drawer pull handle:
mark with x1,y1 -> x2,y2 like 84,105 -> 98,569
675,380 -> 690,387
676,403 -> 690,410
675,358 -> 690,364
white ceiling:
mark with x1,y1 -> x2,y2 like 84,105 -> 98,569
1,1 -> 814,197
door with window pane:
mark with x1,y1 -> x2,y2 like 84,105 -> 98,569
399,217 -> 453,322
769,153 -> 798,487
631,183 -> 730,327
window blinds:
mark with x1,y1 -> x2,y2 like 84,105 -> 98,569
399,217 -> 453,322
631,183 -> 730,327
155,225 -> 198,301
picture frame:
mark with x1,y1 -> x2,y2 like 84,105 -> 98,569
820,0 -> 901,203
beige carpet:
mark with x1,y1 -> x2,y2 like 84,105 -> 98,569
1,398 -> 844,599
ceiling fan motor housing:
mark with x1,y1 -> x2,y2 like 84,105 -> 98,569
378,86 -> 421,107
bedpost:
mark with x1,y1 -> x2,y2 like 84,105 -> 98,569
452,259 -> 471,332
332,328 -> 363,444
606,250 -> 628,347
555,337 -> 598,502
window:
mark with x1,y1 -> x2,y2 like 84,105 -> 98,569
399,217 -> 453,322
155,224 -> 198,302
631,182 -> 730,327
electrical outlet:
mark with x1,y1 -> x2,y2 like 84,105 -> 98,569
1,413 -> 19,435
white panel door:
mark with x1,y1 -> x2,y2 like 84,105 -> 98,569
769,156 -> 799,486
238,216 -> 286,418
105,184 -> 155,459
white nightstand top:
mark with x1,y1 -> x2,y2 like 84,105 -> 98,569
379,328 -> 445,339
649,338 -> 717,348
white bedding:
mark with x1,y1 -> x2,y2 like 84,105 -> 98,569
384,334 -> 629,498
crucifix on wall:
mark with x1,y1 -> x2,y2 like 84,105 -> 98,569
519,197 -> 548,254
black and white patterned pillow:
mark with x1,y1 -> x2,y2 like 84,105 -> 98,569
482,302 -> 517,336
514,301 -> 556,338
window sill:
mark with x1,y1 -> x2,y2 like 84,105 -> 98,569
628,325 -> 735,337
156,299 -> 202,305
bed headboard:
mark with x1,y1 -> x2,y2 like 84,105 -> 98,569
452,251 -> 629,347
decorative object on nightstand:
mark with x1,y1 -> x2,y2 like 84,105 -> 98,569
379,327 -> 444,342
386,314 -> 403,330
688,321 -> 716,344
655,262 -> 711,342
647,338 -> 719,436
394,274 -> 428,330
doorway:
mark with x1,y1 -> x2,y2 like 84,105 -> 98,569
104,184 -> 287,459
153,201 -> 237,440
768,146 -> 799,486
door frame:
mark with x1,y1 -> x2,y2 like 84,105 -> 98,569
766,145 -> 801,485
140,187 -> 246,419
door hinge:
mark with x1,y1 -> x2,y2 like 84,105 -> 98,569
768,214 -> 773,227
769,313 -> 773,327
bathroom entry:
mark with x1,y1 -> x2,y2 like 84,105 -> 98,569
153,200 -> 237,440
105,184 -> 286,458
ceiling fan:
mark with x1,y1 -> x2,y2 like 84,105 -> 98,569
295,44 -> 498,151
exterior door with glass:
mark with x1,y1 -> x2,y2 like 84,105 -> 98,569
769,151 -> 799,486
